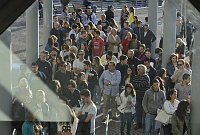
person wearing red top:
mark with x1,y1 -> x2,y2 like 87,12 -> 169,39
92,30 -> 105,57
122,32 -> 132,54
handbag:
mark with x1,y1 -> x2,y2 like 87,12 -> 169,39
155,109 -> 172,125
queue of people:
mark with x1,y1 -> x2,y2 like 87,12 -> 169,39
12,2 -> 194,135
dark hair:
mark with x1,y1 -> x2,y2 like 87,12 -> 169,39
49,80 -> 61,95
132,33 -> 137,39
83,60 -> 91,67
107,50 -> 113,57
120,54 -> 128,61
66,79 -> 77,88
145,17 -> 148,22
60,61 -> 66,67
32,62 -> 38,67
175,100 -> 189,121
47,38 -> 54,46
178,59 -> 185,65
143,57 -> 150,63
72,12 -> 76,15
80,89 -> 91,97
145,49 -> 151,53
95,30 -> 100,35
157,68 -> 166,78
182,73 -> 190,80
169,53 -> 178,63
154,76 -> 164,91
129,7 -> 135,13
152,78 -> 160,84
124,83 -> 136,97
137,21 -> 142,25
81,30 -> 86,35
109,61 -> 116,67
166,89 -> 177,100
155,47 -> 163,54
139,44 -> 146,49
70,34 -> 76,41
124,21 -> 129,25
72,24 -> 78,29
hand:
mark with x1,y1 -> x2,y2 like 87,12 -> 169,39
105,81 -> 110,86
101,88 -> 104,95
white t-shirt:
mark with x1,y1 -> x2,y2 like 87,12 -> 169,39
73,59 -> 85,70
80,102 -> 97,133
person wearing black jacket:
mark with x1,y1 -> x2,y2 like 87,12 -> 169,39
50,22 -> 63,50
54,62 -> 73,91
65,80 -> 81,108
83,60 -> 98,102
97,14 -> 109,33
36,51 -> 52,83
133,21 -> 144,42
127,49 -> 141,74
105,5 -> 114,23
116,55 -> 129,93
142,24 -> 156,50
143,58 -> 157,85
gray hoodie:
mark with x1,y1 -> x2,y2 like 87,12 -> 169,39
142,86 -> 166,115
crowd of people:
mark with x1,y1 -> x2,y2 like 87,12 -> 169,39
12,1 -> 195,135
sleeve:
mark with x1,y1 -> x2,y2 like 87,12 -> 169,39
142,91 -> 149,113
164,101 -> 175,114
73,60 -> 77,68
171,70 -> 178,80
151,31 -> 156,42
88,105 -> 97,115
99,71 -> 104,89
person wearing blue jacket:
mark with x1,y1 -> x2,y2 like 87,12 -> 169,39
99,61 -> 121,123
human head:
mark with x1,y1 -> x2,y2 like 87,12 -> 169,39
107,26 -> 112,33
94,30 -> 100,38
78,50 -> 85,60
72,12 -> 76,18
40,51 -> 46,62
127,49 -> 134,59
60,61 -> 67,72
144,24 -> 149,32
66,79 -> 77,91
101,14 -> 106,20
137,64 -> 146,75
167,89 -> 177,101
127,66 -> 134,75
80,89 -> 91,103
132,33 -> 137,40
169,53 -> 178,63
125,83 -> 136,97
119,54 -> 128,65
107,50 -> 113,59
81,30 -> 87,38
36,90 -> 46,104
155,47 -> 163,55
31,62 -> 38,73
182,73 -> 191,84
77,72 -> 86,82
53,15 -> 58,22
143,57 -> 150,68
175,100 -> 190,121
129,7 -> 135,13
145,49 -> 151,58
137,21 -> 142,28
177,59 -> 185,70
83,60 -> 91,70
139,44 -> 146,54
157,68 -> 166,79
152,79 -> 160,92
72,24 -> 78,31
50,51 -> 57,59
124,21 -> 129,28
54,22 -> 59,29
111,28 -> 117,36
145,17 -> 148,24
108,61 -> 116,72
93,56 -> 101,66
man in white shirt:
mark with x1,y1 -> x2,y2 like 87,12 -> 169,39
73,50 -> 85,74
77,89 -> 97,135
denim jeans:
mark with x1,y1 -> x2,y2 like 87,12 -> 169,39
120,112 -> 133,135
144,114 -> 158,135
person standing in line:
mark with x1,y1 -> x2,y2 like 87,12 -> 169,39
142,79 -> 166,135
116,83 -> 136,135
99,61 -> 121,123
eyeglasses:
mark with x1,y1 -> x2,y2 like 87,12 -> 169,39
177,64 -> 183,66
63,65 -> 67,67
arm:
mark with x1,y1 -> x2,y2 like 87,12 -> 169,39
142,91 -> 149,114
171,70 -> 182,83
151,31 -> 156,43
99,71 -> 104,89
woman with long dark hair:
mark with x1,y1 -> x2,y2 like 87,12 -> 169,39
163,89 -> 179,135
172,100 -> 191,135
116,83 -> 136,135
